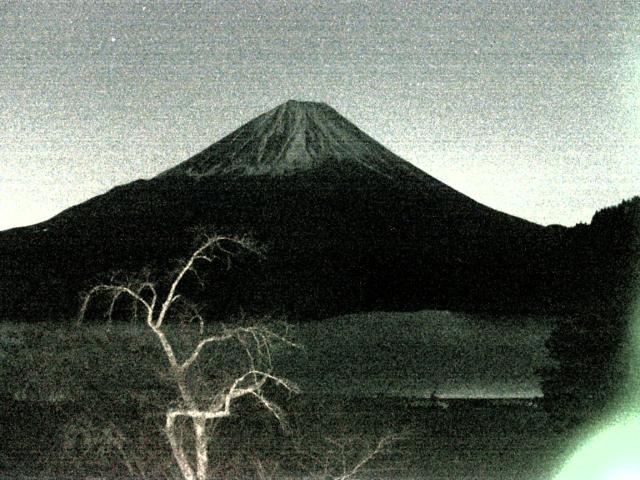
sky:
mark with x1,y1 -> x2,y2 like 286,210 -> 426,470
1,0 -> 639,230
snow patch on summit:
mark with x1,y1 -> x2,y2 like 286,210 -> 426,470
159,100 -> 430,180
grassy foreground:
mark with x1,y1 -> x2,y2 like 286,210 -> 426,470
0,319 -> 571,479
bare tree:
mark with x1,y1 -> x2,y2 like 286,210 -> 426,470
288,432 -> 400,480
79,235 -> 299,480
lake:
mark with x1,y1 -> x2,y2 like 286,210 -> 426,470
279,310 -> 555,399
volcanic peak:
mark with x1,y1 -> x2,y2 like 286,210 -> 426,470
159,100 -> 424,179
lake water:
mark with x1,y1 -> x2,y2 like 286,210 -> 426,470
278,310 -> 555,399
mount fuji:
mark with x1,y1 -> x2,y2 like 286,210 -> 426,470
1,101 -> 566,320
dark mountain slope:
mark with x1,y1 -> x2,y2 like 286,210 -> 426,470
0,101 -> 613,321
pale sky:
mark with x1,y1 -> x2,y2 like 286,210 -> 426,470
1,1 -> 639,230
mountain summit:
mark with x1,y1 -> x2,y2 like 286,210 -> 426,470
160,100 -> 429,180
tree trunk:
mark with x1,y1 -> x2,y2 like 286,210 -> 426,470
166,414 -> 196,480
194,416 -> 209,480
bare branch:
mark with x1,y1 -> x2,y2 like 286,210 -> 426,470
250,390 -> 288,428
204,369 -> 299,425
189,266 -> 206,289
169,297 -> 205,333
137,281 -> 158,305
150,325 -> 181,370
228,370 -> 299,403
78,284 -> 152,324
106,289 -> 125,324
294,432 -> 401,480
166,368 -> 298,440
180,324 -> 298,372
193,254 -> 213,263
180,332 -> 235,371
332,435 -> 396,480
155,235 -> 244,329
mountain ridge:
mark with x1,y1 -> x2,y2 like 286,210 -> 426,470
4,101 -> 629,321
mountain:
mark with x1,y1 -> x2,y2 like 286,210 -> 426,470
1,100 -> 629,322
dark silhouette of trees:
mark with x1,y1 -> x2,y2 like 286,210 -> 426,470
541,197 -> 639,428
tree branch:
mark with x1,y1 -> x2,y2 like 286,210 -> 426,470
78,284 -> 152,324
180,332 -> 235,371
155,235 -> 240,329
333,435 -> 395,480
